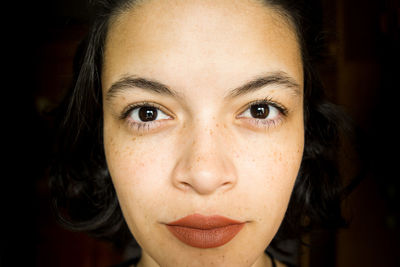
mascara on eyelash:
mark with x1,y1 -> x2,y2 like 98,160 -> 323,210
249,98 -> 289,116
119,102 -> 159,120
120,98 -> 289,119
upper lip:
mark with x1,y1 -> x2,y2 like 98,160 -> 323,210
166,213 -> 245,229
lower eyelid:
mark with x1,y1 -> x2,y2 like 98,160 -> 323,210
237,113 -> 285,129
125,119 -> 159,133
122,100 -> 288,133
125,114 -> 174,133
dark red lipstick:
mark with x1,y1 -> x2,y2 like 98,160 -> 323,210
165,214 -> 245,248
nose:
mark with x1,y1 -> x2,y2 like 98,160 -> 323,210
170,125 -> 238,195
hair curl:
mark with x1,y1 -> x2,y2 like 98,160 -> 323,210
50,0 -> 349,249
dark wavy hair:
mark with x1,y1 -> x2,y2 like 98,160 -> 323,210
50,0 -> 349,249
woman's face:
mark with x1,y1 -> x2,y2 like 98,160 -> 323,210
102,0 -> 304,266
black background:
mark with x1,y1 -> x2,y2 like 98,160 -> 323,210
1,0 -> 399,266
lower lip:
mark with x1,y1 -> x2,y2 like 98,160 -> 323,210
166,215 -> 245,249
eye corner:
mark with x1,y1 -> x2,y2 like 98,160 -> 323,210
118,101 -> 176,134
235,98 -> 289,131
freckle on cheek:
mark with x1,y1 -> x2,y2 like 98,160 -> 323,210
108,141 -> 114,149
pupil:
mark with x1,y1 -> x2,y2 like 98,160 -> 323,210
250,104 -> 269,119
139,107 -> 158,121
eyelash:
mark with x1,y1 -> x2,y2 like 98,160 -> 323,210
120,98 -> 288,133
236,97 -> 288,129
120,102 -> 172,133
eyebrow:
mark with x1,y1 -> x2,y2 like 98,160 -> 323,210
225,71 -> 301,98
105,75 -> 182,101
105,71 -> 301,101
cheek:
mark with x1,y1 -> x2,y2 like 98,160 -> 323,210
233,127 -> 304,221
103,124 -> 176,220
239,147 -> 300,195
103,111 -> 304,244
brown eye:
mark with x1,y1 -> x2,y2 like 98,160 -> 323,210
250,104 -> 269,119
127,104 -> 171,123
237,101 -> 281,122
139,106 -> 158,121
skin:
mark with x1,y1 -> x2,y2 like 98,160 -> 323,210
102,0 -> 304,266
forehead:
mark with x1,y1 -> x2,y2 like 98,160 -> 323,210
102,0 -> 303,94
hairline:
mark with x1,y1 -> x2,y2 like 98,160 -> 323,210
103,0 -> 304,63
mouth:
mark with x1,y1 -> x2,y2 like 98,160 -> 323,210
165,214 -> 245,249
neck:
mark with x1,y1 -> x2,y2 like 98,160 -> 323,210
137,250 -> 273,267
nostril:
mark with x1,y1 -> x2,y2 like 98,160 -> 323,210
171,150 -> 238,194
221,181 -> 234,191
179,181 -> 191,190
222,181 -> 231,186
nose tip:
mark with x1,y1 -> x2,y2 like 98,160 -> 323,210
171,149 -> 237,195
178,166 -> 234,195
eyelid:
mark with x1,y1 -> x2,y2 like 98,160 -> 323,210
118,98 -> 289,134
119,101 -> 174,120
119,101 -> 174,134
235,97 -> 289,130
236,97 -> 289,118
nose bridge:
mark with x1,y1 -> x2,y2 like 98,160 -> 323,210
171,119 -> 237,195
191,117 -> 221,153
190,123 -> 224,167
